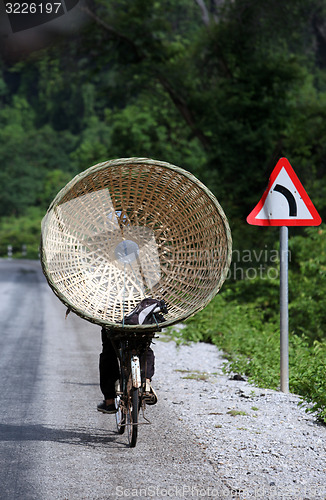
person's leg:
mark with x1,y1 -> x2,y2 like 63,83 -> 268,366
141,347 -> 155,381
141,347 -> 158,405
98,328 -> 120,413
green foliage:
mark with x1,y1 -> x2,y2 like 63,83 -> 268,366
38,169 -> 74,209
289,336 -> 326,423
0,206 -> 43,259
288,226 -> 326,342
70,115 -> 112,170
0,93 -> 77,217
2,0 -> 326,239
1,0 -> 326,421
169,284 -> 282,389
170,229 -> 326,423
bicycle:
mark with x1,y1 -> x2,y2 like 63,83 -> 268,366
110,330 -> 159,447
40,158 -> 232,447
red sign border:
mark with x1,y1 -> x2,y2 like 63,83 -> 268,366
247,158 -> 322,226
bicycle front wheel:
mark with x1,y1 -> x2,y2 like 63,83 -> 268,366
127,387 -> 139,448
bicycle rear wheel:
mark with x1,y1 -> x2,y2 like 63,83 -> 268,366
127,387 -> 139,448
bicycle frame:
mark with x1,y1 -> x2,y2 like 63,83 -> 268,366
131,355 -> 141,388
111,331 -> 156,447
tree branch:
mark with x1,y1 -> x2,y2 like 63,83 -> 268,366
195,0 -> 211,26
80,6 -> 143,61
157,74 -> 210,150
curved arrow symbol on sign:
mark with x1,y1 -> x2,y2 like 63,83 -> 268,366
274,184 -> 297,217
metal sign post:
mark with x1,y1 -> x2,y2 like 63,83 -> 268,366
279,226 -> 289,393
247,158 -> 321,393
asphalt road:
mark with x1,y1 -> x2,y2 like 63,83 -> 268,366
0,259 -> 230,500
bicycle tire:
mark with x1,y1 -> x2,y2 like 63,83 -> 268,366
127,387 -> 139,448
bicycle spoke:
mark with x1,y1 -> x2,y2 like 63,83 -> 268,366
115,395 -> 125,435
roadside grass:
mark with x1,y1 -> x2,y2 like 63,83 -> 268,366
175,369 -> 213,381
227,410 -> 248,417
168,275 -> 326,425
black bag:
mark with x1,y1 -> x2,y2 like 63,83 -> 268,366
123,298 -> 168,325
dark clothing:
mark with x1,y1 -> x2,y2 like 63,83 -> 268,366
99,328 -> 120,399
99,328 -> 155,400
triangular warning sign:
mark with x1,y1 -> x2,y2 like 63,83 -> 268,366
247,158 -> 322,226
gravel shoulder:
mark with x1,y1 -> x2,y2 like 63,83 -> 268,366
1,259 -> 324,500
154,334 -> 326,499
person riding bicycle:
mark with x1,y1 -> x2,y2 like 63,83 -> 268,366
97,298 -> 167,414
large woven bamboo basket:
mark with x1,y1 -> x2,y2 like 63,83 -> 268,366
41,158 -> 232,331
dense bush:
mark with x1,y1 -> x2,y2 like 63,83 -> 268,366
170,227 -> 326,423
0,207 -> 43,259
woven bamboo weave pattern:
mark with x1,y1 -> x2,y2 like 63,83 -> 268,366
41,158 -> 232,330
